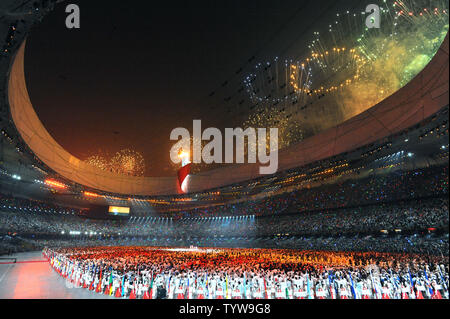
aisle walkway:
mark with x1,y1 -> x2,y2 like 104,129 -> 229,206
0,251 -> 114,299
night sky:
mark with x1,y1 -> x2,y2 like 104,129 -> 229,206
24,0 -> 351,176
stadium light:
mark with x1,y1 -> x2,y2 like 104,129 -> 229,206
45,179 -> 67,189
84,191 -> 100,198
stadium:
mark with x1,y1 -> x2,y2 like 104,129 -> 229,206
0,0 -> 449,303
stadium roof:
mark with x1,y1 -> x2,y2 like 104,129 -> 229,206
6,34 -> 449,195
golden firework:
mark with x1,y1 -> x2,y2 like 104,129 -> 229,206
110,149 -> 145,176
84,149 -> 145,177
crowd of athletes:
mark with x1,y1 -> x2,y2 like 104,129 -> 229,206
43,246 -> 449,299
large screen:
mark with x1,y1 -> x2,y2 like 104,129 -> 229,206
108,206 -> 130,216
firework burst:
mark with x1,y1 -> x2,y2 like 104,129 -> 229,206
85,154 -> 109,171
84,148 -> 145,177
110,149 -> 145,176
241,0 -> 448,149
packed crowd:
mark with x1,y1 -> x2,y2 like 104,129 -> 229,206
22,233 -> 447,256
0,193 -> 79,216
0,165 -> 447,255
0,165 -> 447,225
43,246 -> 449,299
1,197 -> 447,240
172,165 -> 448,218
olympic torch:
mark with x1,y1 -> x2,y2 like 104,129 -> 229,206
177,149 -> 191,193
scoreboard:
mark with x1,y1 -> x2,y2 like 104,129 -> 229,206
108,206 -> 130,216
81,204 -> 131,219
